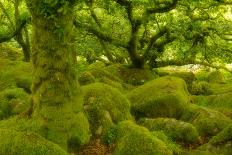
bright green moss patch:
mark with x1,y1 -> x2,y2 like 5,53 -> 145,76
110,121 -> 173,155
207,70 -> 225,84
195,93 -> 232,118
127,76 -> 190,119
0,44 -> 23,61
209,124 -> 232,145
191,81 -> 212,95
181,104 -> 232,137
78,71 -> 96,85
0,88 -> 30,119
0,129 -> 68,155
151,131 -> 182,154
81,83 -> 132,136
0,58 -> 32,93
138,118 -> 199,144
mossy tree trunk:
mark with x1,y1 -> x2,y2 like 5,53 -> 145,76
26,0 -> 89,152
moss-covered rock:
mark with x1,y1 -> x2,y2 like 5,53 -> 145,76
191,81 -> 212,95
106,64 -> 156,86
209,124 -> 232,145
127,76 -> 190,119
151,131 -> 182,154
0,44 -> 23,60
138,118 -> 199,143
0,88 -> 30,119
181,104 -> 232,136
198,124 -> 232,155
78,71 -> 96,85
207,70 -> 225,84
195,93 -> 232,118
109,121 -> 173,155
82,83 -> 132,136
0,58 -> 32,93
0,129 -> 68,155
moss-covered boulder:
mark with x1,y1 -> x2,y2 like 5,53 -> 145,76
0,43 -> 23,60
138,118 -> 199,143
0,129 -> 68,155
127,76 -> 190,119
78,71 -> 96,85
107,121 -> 173,155
0,110 -> 90,152
0,88 -> 30,119
0,58 -> 32,93
195,92 -> 232,118
191,81 -> 212,95
106,64 -> 156,86
209,123 -> 232,145
197,124 -> 232,155
207,70 -> 225,84
82,83 -> 132,136
181,104 -> 232,136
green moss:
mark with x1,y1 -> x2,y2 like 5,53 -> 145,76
191,81 -> 212,95
209,83 -> 232,95
195,93 -> 232,118
208,70 -> 225,84
0,129 -> 68,155
199,126 -> 232,155
0,58 -> 32,93
110,121 -> 173,155
78,71 -> 96,85
106,64 -> 156,86
0,44 -> 23,61
181,104 -> 232,136
81,83 -> 132,136
127,76 -> 190,119
139,118 -> 199,143
151,131 -> 182,154
209,124 -> 232,145
197,124 -> 232,155
0,88 -> 30,119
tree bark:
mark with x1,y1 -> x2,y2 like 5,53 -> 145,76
26,0 -> 89,151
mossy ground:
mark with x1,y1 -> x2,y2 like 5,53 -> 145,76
1,56 -> 232,154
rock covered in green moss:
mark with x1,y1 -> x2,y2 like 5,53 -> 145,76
108,121 -> 173,155
78,71 -> 96,85
0,44 -> 23,60
0,58 -> 32,93
151,131 -> 182,154
209,124 -> 232,145
138,118 -> 199,143
181,104 -> 232,136
0,88 -> 30,119
197,124 -> 232,155
127,76 -> 190,119
0,129 -> 68,155
82,83 -> 132,136
105,64 -> 156,86
208,70 -> 225,84
191,81 -> 212,95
